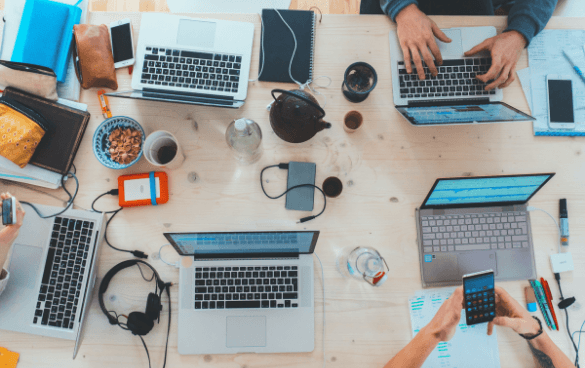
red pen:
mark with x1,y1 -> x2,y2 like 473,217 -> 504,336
541,278 -> 560,331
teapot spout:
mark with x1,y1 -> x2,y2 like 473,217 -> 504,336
320,121 -> 332,130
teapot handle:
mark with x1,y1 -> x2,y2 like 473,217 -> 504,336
271,89 -> 326,119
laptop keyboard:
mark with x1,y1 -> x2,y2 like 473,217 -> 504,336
141,46 -> 242,94
33,217 -> 95,329
194,266 -> 299,310
398,59 -> 496,100
421,212 -> 529,252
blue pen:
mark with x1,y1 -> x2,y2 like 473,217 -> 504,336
563,48 -> 585,85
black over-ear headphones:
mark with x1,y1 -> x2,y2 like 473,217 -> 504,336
98,260 -> 172,368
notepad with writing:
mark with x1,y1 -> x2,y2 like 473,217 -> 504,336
3,87 -> 90,176
259,9 -> 316,84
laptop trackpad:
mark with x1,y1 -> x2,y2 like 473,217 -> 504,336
457,252 -> 497,277
8,244 -> 43,290
226,316 -> 266,348
437,29 -> 463,58
423,254 -> 459,282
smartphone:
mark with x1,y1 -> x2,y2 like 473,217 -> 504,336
2,197 -> 16,225
285,161 -> 316,212
546,75 -> 575,130
109,18 -> 135,69
463,269 -> 495,325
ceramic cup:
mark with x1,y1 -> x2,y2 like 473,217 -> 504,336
143,130 -> 185,169
343,111 -> 363,133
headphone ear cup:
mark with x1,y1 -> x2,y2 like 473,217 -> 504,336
145,293 -> 162,321
127,312 -> 154,336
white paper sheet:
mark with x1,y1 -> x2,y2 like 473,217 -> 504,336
527,30 -> 585,136
1,0 -> 89,101
409,287 -> 501,368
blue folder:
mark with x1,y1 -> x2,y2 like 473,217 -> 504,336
11,0 -> 82,83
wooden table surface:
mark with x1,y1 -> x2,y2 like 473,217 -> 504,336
1,12 -> 585,368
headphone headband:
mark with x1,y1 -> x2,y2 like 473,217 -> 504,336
98,259 -> 166,325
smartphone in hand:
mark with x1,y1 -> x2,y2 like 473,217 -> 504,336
2,197 -> 16,225
463,269 -> 495,325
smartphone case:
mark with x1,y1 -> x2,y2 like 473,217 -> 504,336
118,171 -> 169,208
285,161 -> 316,211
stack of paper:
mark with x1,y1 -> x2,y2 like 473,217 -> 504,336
409,287 -> 501,368
521,30 -> 585,136
0,0 -> 89,101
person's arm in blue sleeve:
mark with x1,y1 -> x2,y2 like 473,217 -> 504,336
380,0 -> 418,22
504,0 -> 557,46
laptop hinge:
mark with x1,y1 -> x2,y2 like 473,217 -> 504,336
192,253 -> 300,261
407,97 -> 490,107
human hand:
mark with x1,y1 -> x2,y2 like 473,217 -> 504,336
395,4 -> 452,80
424,286 -> 464,342
1,192 -> 25,228
487,286 -> 541,336
464,31 -> 526,90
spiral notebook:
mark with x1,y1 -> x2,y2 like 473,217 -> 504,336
258,9 -> 315,84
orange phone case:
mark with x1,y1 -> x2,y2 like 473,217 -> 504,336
118,172 -> 169,208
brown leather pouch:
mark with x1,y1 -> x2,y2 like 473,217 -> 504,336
73,24 -> 118,90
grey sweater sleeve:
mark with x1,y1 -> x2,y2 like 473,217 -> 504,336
380,0 -> 418,22
504,0 -> 557,46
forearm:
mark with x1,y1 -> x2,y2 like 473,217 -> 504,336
528,333 -> 575,368
384,326 -> 440,368
0,226 -> 19,269
505,0 -> 557,46
380,0 -> 418,22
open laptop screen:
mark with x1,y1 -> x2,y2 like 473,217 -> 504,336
396,102 -> 535,125
165,231 -> 319,258
421,174 -> 554,209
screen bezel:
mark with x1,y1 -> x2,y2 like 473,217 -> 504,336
547,78 -> 575,125
420,173 -> 555,209
396,101 -> 536,126
164,231 -> 320,259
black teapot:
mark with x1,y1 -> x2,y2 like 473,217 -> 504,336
269,89 -> 331,143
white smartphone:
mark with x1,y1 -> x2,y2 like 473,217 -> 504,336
109,18 -> 135,69
546,75 -> 576,130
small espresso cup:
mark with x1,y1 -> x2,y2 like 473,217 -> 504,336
143,130 -> 185,169
343,111 -> 363,133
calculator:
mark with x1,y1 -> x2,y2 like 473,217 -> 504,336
463,269 -> 496,325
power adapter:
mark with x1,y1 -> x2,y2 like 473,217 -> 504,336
550,252 -> 574,273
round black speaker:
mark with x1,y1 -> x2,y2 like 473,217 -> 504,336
127,312 -> 155,336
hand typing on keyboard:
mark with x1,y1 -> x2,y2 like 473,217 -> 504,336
464,31 -> 527,91
395,4 -> 452,80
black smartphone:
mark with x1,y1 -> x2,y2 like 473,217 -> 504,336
285,161 -> 316,211
463,269 -> 495,325
2,197 -> 16,225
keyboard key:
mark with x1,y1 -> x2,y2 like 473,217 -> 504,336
226,301 -> 260,309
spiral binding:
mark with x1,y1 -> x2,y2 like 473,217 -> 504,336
309,13 -> 316,82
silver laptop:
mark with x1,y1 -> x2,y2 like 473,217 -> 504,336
164,231 -> 318,355
106,13 -> 254,108
0,203 -> 105,358
389,26 -> 535,126
415,173 -> 555,287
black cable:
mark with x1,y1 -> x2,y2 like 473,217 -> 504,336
555,273 -> 580,368
260,164 -> 327,223
21,171 -> 79,218
92,190 -> 148,259
162,284 -> 171,368
138,335 -> 152,368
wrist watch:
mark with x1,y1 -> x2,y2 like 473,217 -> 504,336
519,316 -> 544,340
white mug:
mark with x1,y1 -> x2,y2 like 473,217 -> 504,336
143,130 -> 185,170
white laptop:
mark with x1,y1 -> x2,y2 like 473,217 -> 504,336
164,231 -> 318,355
0,204 -> 105,358
107,13 -> 254,108
389,26 -> 535,126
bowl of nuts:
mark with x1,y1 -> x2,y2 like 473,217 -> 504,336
93,116 -> 145,169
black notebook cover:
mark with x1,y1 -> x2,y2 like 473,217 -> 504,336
4,87 -> 91,176
259,9 -> 315,84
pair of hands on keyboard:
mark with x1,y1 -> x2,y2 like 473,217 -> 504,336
0,193 -> 25,269
395,4 -> 527,91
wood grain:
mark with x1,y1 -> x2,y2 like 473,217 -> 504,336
0,12 -> 584,368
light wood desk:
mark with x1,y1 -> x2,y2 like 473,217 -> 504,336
1,13 -> 584,368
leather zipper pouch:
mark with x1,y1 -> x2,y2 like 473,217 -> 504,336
73,24 -> 118,90
0,61 -> 58,100
0,96 -> 51,168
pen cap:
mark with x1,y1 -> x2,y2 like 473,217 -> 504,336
525,286 -> 537,312
559,199 -> 568,218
